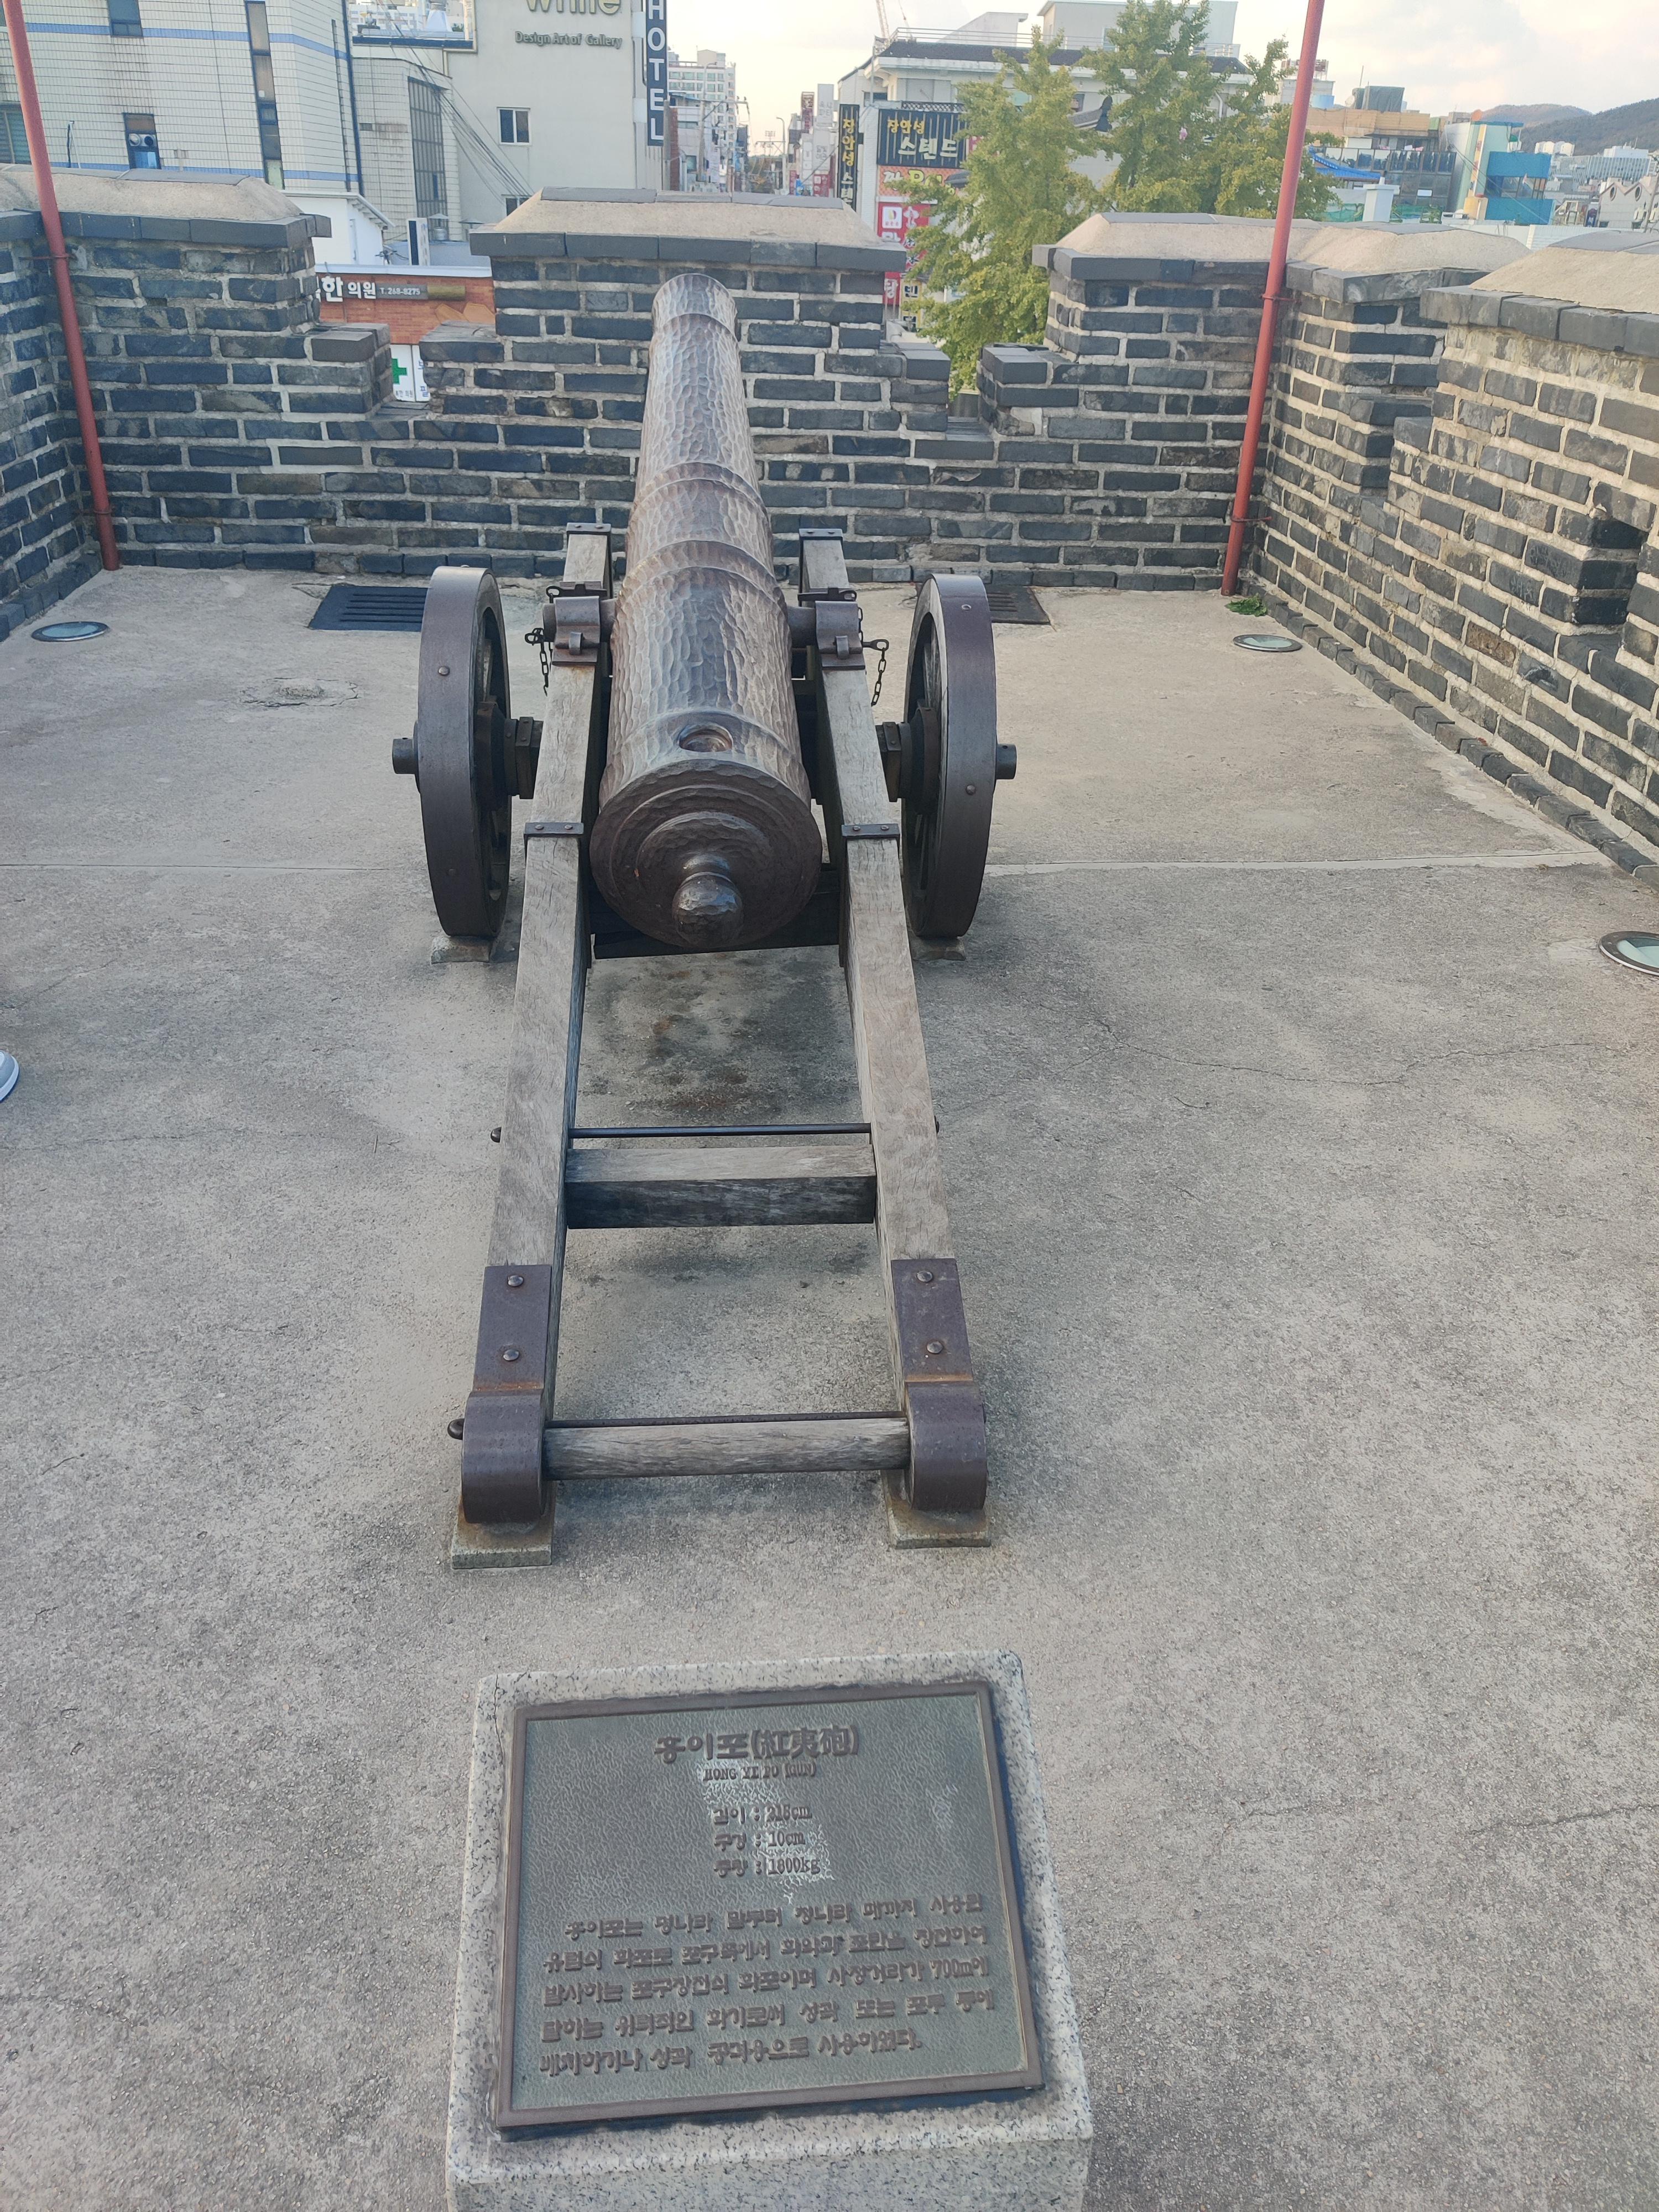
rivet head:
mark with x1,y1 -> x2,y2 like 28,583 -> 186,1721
964,782 -> 977,795
436,664 -> 450,676
915,1269 -> 935,1283
506,1272 -> 525,1288
500,1345 -> 521,1363
925,1339 -> 946,1356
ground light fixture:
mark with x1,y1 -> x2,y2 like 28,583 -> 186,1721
1598,930 -> 1659,975
32,619 -> 108,641
1233,632 -> 1302,654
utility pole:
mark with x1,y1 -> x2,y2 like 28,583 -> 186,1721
1222,0 -> 1324,598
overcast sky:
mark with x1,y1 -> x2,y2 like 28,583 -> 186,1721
665,1 -> 1643,152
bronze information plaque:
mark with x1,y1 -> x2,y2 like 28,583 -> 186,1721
497,1680 -> 1042,2129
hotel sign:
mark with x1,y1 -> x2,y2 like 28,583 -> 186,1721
644,0 -> 667,145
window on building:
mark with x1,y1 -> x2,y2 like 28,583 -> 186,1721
1,104 -> 30,163
409,77 -> 449,238
124,111 -> 161,168
243,0 -> 284,186
107,0 -> 143,36
498,108 -> 529,144
504,195 -> 523,215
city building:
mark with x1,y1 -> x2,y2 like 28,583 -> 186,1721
0,0 -> 662,256
1441,116 -> 1552,226
1034,1 -> 1237,54
786,84 -> 837,197
1277,53 -> 1334,108
665,47 -> 737,191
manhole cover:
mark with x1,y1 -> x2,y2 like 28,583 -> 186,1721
1233,632 -> 1301,653
985,585 -> 1049,626
309,583 -> 429,632
1598,930 -> 1659,974
33,620 -> 108,641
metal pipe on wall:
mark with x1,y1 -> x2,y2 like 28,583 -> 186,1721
0,0 -> 119,573
1221,0 -> 1326,598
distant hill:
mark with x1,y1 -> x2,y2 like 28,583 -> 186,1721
1477,103 -> 1589,133
1516,98 -> 1659,153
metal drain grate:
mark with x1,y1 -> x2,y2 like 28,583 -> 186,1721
309,583 -> 429,633
985,585 -> 1050,626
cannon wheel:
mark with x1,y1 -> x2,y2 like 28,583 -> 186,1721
413,567 -> 515,941
898,575 -> 999,941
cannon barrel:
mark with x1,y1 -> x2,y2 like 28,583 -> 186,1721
589,273 -> 822,952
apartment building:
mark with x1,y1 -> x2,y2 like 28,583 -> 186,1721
0,0 -> 661,252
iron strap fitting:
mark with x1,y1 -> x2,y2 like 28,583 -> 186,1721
891,1258 -> 989,1515
461,1263 -> 554,1524
842,822 -> 900,840
542,593 -> 607,666
523,819 -> 585,842
814,598 -> 865,669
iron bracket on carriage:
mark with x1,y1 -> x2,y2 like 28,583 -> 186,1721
393,270 -> 1018,1566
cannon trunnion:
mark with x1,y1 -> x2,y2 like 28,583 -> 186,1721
393,274 -> 1018,1564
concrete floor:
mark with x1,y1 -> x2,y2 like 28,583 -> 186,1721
2,567 -> 1656,2211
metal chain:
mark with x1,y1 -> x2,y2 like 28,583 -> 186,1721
527,586 -> 557,685
867,638 -> 890,709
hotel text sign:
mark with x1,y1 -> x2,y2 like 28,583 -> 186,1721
644,0 -> 667,146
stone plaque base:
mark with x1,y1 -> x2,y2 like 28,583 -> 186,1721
447,1651 -> 1092,2211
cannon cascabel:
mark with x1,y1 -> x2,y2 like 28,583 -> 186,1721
589,272 -> 823,952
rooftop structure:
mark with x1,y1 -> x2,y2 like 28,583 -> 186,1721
1034,1 -> 1238,53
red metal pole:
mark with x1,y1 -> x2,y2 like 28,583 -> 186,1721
1,0 -> 119,570
1221,0 -> 1325,597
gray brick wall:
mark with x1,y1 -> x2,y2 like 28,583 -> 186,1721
12,185 -> 1659,878
3,197 -> 1277,608
0,210 -> 98,641
409,247 -> 924,582
1248,260 -> 1659,869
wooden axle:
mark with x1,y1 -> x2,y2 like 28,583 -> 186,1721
543,1415 -> 909,1481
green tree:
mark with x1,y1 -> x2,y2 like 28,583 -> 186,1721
1086,0 -> 1331,217
898,40 -> 1102,390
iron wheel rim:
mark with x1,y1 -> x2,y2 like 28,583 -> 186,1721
416,568 -> 514,940
901,576 -> 998,940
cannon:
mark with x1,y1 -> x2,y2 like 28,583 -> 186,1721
394,271 -> 1016,1566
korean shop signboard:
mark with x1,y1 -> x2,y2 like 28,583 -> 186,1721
874,103 -> 966,171
837,102 -> 860,205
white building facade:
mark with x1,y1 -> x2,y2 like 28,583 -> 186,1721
1,0 -> 661,251
665,46 -> 734,189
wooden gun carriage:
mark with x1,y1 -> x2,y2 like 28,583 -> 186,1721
393,274 -> 1016,1565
